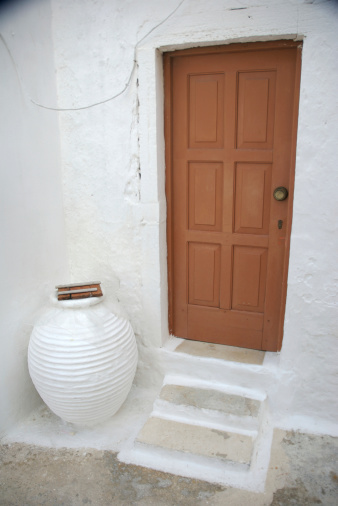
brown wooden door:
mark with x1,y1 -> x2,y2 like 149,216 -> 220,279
165,41 -> 301,351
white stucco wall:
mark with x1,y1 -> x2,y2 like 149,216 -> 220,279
24,0 -> 337,431
0,0 -> 69,436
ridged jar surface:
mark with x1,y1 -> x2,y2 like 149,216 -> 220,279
28,302 -> 138,425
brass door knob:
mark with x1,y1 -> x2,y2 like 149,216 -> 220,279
273,187 -> 288,201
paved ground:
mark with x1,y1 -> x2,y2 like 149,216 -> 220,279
1,429 -> 337,505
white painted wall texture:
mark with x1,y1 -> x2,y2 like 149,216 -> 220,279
1,0 -> 337,435
0,0 -> 69,436
50,0 -> 337,429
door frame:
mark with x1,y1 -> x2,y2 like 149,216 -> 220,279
164,40 -> 302,351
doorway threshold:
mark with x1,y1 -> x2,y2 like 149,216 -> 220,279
173,339 -> 265,365
163,336 -> 280,369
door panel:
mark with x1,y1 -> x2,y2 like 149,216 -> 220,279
188,306 -> 263,349
188,162 -> 223,231
165,41 -> 301,351
237,71 -> 276,149
188,242 -> 221,307
189,73 -> 224,147
232,246 -> 267,312
234,163 -> 271,234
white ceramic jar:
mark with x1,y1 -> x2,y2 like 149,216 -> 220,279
28,293 -> 138,426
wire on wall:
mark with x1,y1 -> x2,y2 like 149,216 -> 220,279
0,0 -> 185,112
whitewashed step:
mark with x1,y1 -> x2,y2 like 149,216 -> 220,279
118,406 -> 273,491
118,378 -> 273,491
119,441 -> 251,490
136,417 -> 254,465
160,384 -> 261,416
151,380 -> 264,433
160,340 -> 280,394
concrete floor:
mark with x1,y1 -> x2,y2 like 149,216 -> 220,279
1,429 -> 337,505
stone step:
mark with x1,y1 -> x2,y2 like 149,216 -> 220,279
118,371 -> 273,490
119,440 -> 251,489
160,339 -> 280,394
118,399 -> 273,490
159,384 -> 262,418
136,417 -> 254,466
151,382 -> 264,433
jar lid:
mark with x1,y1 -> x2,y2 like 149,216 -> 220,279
50,289 -> 105,309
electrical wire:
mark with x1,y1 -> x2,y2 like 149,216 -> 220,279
0,0 -> 185,112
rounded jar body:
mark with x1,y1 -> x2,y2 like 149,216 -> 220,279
28,296 -> 138,426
